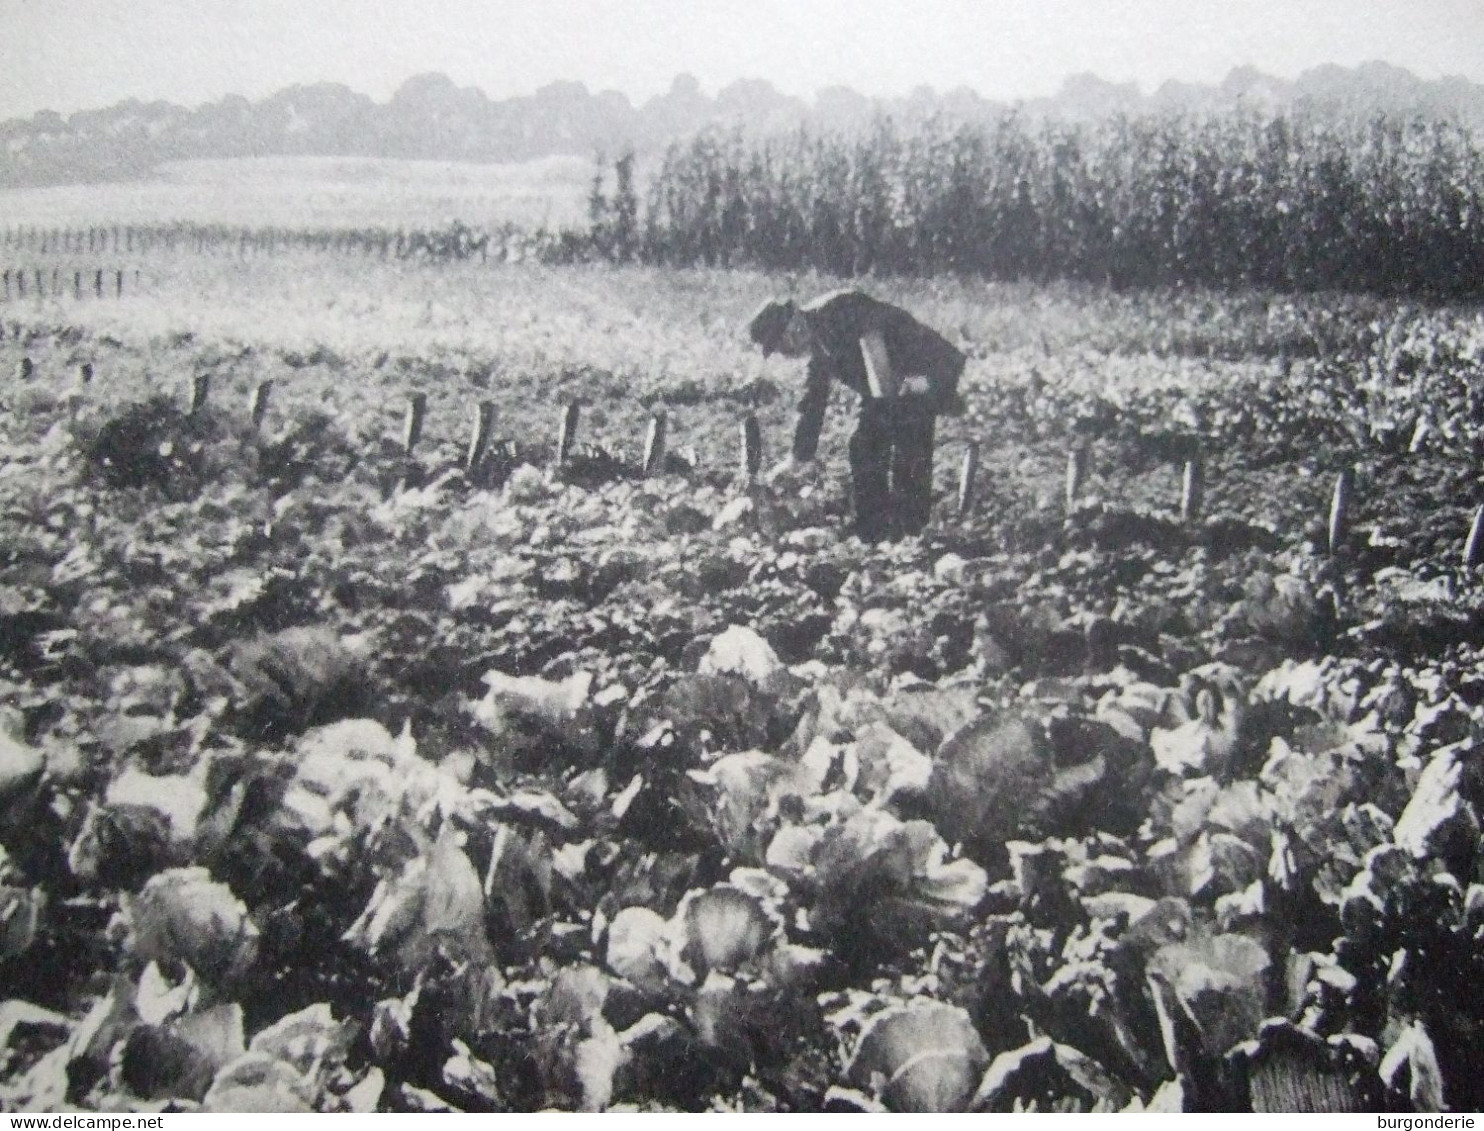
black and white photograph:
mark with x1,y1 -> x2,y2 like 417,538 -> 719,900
3,0 -> 1484,1115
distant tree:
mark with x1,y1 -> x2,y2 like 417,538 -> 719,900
588,152 -> 610,259
612,150 -> 638,262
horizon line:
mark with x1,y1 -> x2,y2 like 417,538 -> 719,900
8,57 -> 1471,125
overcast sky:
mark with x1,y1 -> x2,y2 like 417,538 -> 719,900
6,0 -> 1484,120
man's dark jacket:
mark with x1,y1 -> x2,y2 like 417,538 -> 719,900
791,290 -> 967,461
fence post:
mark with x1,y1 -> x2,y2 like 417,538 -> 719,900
72,270 -> 82,300
249,380 -> 273,428
1328,467 -> 1354,558
1180,455 -> 1204,524
17,357 -> 34,381
1,269 -> 8,301
94,269 -> 103,298
641,411 -> 667,477
556,401 -> 580,465
741,414 -> 763,482
1460,504 -> 1484,566
403,392 -> 427,456
1065,446 -> 1086,514
1465,505 -> 1484,571
114,269 -> 123,298
957,442 -> 979,517
189,373 -> 211,415
77,362 -> 93,386
466,400 -> 496,475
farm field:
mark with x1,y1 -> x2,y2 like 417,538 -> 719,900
0,155 -> 597,232
2,245 -> 1484,1112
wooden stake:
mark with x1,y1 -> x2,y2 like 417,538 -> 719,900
249,380 -> 273,428
466,400 -> 496,474
556,401 -> 580,464
741,414 -> 763,481
957,442 -> 979,517
641,411 -> 667,477
1465,505 -> 1484,570
1328,467 -> 1354,558
189,373 -> 210,414
402,392 -> 427,455
1065,446 -> 1086,513
1180,456 -> 1204,524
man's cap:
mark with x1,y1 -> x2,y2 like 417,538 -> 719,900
747,298 -> 796,357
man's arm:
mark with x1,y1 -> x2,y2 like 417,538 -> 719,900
792,358 -> 831,461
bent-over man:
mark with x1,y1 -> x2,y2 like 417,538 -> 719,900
748,289 -> 966,541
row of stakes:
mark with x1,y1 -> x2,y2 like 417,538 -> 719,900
4,226 -> 144,253
1067,445 -> 1484,572
9,356 -> 769,487
1,268 -> 136,302
10,353 -> 1484,568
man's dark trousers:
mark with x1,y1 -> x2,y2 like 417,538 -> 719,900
848,398 -> 936,540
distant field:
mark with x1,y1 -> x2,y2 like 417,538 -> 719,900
0,154 -> 596,230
